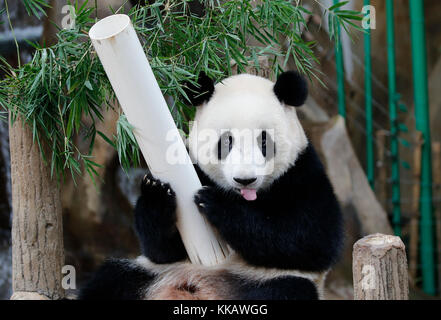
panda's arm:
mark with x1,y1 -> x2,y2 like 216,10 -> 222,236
134,174 -> 187,264
194,184 -> 343,272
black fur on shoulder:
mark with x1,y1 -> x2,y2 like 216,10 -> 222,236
194,143 -> 344,272
183,72 -> 215,106
134,173 -> 187,264
79,259 -> 154,300
273,71 -> 308,107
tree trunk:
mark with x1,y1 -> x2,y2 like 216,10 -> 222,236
9,118 -> 64,300
353,233 -> 408,300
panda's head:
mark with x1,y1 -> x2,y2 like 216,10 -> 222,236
187,71 -> 308,201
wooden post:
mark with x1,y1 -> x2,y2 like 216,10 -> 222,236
409,132 -> 423,285
376,130 -> 389,210
432,141 -> 441,296
353,233 -> 408,300
9,119 -> 64,300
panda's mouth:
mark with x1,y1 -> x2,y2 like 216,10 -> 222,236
239,188 -> 257,201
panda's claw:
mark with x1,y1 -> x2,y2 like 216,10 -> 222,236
140,174 -> 176,201
194,186 -> 223,217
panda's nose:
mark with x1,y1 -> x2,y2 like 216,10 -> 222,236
233,177 -> 257,186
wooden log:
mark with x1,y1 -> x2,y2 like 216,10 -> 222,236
353,233 -> 409,300
409,132 -> 423,285
432,141 -> 441,296
9,118 -> 64,300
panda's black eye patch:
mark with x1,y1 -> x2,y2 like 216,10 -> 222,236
217,131 -> 233,160
257,130 -> 275,160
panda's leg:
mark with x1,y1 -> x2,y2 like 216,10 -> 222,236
134,173 -> 187,264
79,258 -> 155,300
235,276 -> 319,300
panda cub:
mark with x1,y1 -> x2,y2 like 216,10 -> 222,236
79,71 -> 343,300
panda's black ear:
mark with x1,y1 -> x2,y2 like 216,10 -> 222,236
183,72 -> 215,106
273,71 -> 308,107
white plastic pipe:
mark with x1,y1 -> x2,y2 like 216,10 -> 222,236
89,14 -> 229,266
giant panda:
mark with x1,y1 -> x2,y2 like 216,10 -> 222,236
79,71 -> 343,300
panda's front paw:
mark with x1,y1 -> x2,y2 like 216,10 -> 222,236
139,173 -> 176,215
135,173 -> 187,264
141,173 -> 175,197
194,186 -> 222,219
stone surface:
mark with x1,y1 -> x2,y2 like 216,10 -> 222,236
322,118 -> 393,235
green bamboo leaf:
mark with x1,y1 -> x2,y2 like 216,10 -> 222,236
398,123 -> 409,132
329,1 -> 349,11
399,103 -> 408,112
399,138 -> 411,148
22,0 -> 50,18
401,161 -> 411,170
84,80 -> 93,91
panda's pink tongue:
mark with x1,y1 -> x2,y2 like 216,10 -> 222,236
240,189 -> 257,201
